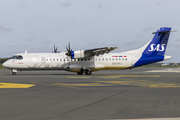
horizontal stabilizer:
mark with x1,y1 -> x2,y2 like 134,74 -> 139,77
164,55 -> 171,60
152,30 -> 177,34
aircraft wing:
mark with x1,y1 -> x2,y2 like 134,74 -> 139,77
66,45 -> 118,59
84,47 -> 118,56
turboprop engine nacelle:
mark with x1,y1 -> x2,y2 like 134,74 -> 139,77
71,50 -> 91,59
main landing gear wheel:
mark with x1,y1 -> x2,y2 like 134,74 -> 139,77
77,69 -> 84,75
77,72 -> 83,75
85,70 -> 92,75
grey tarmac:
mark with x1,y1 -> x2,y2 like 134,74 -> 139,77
0,67 -> 180,120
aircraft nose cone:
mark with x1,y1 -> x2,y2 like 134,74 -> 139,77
2,62 -> 8,68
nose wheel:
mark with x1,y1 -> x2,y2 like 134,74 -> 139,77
12,72 -> 16,75
11,69 -> 17,75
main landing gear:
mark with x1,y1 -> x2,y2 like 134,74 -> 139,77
85,70 -> 92,75
77,69 -> 92,75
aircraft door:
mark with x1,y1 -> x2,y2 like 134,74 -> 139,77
130,54 -> 133,66
28,55 -> 40,68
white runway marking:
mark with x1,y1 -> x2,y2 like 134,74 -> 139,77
146,68 -> 180,73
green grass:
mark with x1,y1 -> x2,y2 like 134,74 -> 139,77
0,64 -> 4,68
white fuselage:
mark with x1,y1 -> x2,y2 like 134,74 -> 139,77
3,52 -> 140,72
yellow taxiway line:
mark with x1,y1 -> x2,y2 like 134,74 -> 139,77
97,75 -> 160,78
0,83 -> 35,88
67,76 -> 91,78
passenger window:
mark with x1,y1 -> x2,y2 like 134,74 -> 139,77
116,58 -> 118,61
109,58 -> 111,61
122,58 -> 124,61
119,58 -> 121,61
46,58 -> 48,61
125,58 -> 127,61
106,58 -> 108,61
57,58 -> 59,61
50,58 -> 52,61
53,58 -> 55,61
99,58 -> 101,61
112,58 -> 114,61
60,58 -> 62,61
102,58 -> 104,61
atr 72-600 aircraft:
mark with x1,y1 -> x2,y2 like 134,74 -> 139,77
3,27 -> 174,75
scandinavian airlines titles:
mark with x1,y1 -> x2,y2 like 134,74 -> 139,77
148,44 -> 166,52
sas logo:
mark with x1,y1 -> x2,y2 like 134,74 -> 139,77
148,44 -> 166,52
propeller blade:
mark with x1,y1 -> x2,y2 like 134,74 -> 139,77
54,45 -> 56,53
68,42 -> 70,51
66,46 -> 68,52
53,44 -> 58,53
66,42 -> 72,56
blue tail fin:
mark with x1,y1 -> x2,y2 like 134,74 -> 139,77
133,27 -> 172,67
143,27 -> 171,56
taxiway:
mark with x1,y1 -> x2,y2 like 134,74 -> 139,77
0,67 -> 180,120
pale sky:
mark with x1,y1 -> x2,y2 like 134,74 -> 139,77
0,0 -> 180,62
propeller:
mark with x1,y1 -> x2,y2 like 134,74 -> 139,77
52,44 -> 58,53
65,42 -> 73,67
66,42 -> 73,57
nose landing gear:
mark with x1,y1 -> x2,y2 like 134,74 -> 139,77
11,69 -> 17,75
12,72 -> 16,75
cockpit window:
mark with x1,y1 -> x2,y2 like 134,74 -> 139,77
11,56 -> 17,59
11,55 -> 23,60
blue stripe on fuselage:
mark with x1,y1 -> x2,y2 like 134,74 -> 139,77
133,54 -> 164,67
